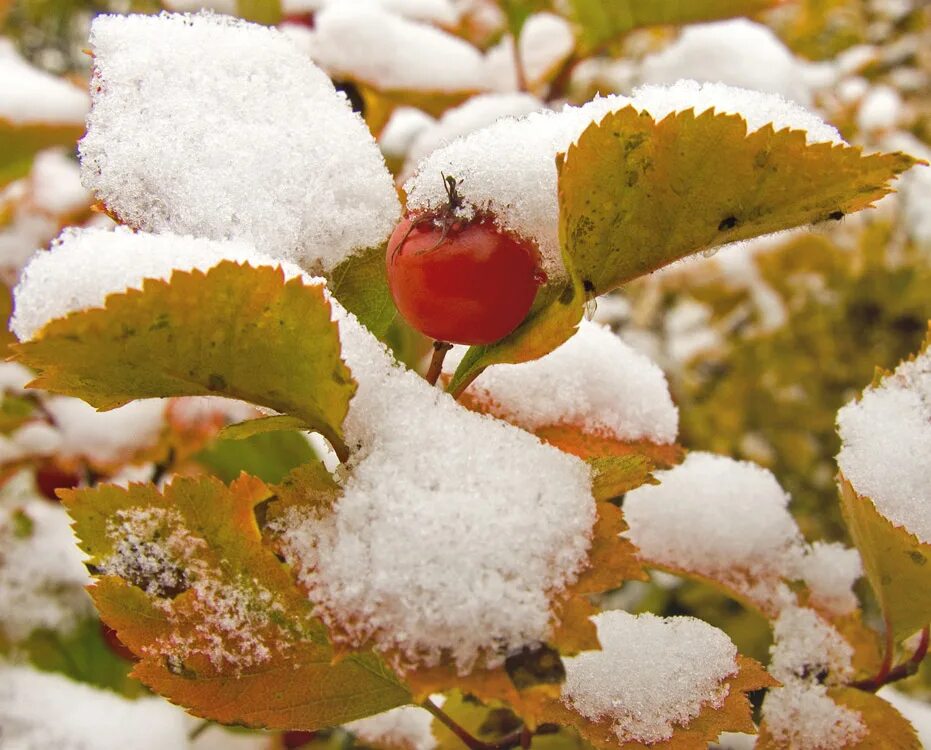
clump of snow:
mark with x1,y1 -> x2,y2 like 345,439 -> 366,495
0,474 -> 92,641
0,665 -> 190,750
346,706 -> 437,750
380,107 -> 436,163
11,226 -> 311,342
402,92 -> 544,180
284,0 -> 461,25
787,542 -> 862,617
308,3 -> 488,93
79,11 -> 399,273
484,12 -> 574,93
0,39 -> 89,125
561,611 -> 739,745
162,0 -> 237,12
857,84 -> 903,132
769,606 -> 855,685
405,82 -> 843,279
45,397 -> 167,465
29,149 -> 91,217
13,225 -> 597,675
456,319 -> 678,444
623,452 -> 803,609
837,347 -> 931,543
0,422 -> 63,464
762,683 -> 866,750
638,19 -> 819,106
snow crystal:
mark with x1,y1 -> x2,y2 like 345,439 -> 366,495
405,82 -> 842,278
837,348 -> 931,543
0,477 -> 92,641
13,224 -> 597,674
11,226 -> 310,341
623,452 -> 803,608
45,397 -> 167,465
0,40 -> 88,125
769,606 -> 855,685
455,319 -> 678,443
309,3 -> 488,93
79,12 -> 399,273
403,93 -> 544,180
0,665 -> 189,750
346,706 -> 437,750
639,19 -> 818,106
561,611 -> 739,745
762,683 -> 866,750
788,541 -> 861,616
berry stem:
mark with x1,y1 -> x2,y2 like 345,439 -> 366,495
420,698 -> 529,750
448,367 -> 485,401
511,33 -> 528,93
426,341 -> 453,386
851,624 -> 929,692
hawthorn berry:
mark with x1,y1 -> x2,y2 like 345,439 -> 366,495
34,461 -> 80,502
387,178 -> 544,346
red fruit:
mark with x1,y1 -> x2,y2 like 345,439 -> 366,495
34,462 -> 80,502
100,622 -> 138,662
386,215 -> 544,345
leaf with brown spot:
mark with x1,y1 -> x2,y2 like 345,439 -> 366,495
62,475 -> 409,729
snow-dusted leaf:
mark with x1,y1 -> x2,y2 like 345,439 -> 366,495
558,105 -> 919,299
12,262 -> 356,460
61,475 -> 410,729
757,687 -> 921,750
838,476 -> 931,642
567,0 -> 783,51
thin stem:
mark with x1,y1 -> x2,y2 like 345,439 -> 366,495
188,720 -> 213,740
511,33 -> 529,93
852,625 -> 930,692
448,366 -> 485,401
420,698 -> 529,750
426,342 -> 453,386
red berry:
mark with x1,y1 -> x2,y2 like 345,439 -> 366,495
281,731 -> 317,748
34,462 -> 80,502
386,216 -> 544,345
100,622 -> 138,662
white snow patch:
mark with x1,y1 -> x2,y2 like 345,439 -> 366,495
346,706 -> 437,750
769,606 -> 855,685
0,39 -> 89,125
762,683 -> 866,750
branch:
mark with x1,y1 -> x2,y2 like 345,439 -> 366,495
851,625 -> 929,692
421,698 -> 529,750
425,341 -> 453,386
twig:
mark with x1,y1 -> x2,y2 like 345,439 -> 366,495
511,33 -> 528,93
426,342 -> 453,386
421,698 -> 529,750
188,720 -> 213,740
852,625 -> 929,692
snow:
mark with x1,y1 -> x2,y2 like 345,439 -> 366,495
402,93 -> 544,180
346,706 -> 437,750
0,474 -> 92,642
878,689 -> 931,748
837,347 -> 931,543
455,319 -> 678,444
762,683 -> 866,750
405,82 -> 843,280
29,150 -> 91,217
380,107 -> 436,163
44,397 -> 167,465
857,84 -> 904,131
561,611 -> 739,745
162,0 -> 237,12
13,224 -> 597,675
0,39 -> 89,125
484,13 -> 574,93
309,3 -> 487,92
623,452 -> 862,614
79,12 -> 399,273
638,19 -> 818,106
768,606 -> 855,685
283,0 -> 461,25
0,665 -> 190,750
11,226 -> 311,342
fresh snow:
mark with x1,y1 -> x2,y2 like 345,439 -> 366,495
0,40 -> 88,125
561,611 -> 738,745
346,706 -> 437,750
79,12 -> 399,273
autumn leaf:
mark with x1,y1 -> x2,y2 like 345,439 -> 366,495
838,475 -> 931,642
566,0 -> 784,52
61,475 -> 410,729
757,687 -> 921,749
196,429 -> 319,484
12,262 -> 356,460
236,0 -> 281,24
0,118 -> 85,189
559,106 -> 919,299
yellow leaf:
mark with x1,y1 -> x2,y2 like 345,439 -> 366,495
0,117 -> 84,189
558,106 -> 919,299
838,475 -> 931,642
62,475 -> 409,729
13,261 -> 356,460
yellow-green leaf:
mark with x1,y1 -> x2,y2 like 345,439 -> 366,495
838,475 -> 931,642
236,0 -> 281,24
12,261 -> 356,459
559,106 -> 919,299
327,243 -> 398,341
62,475 -> 410,729
0,117 -> 84,189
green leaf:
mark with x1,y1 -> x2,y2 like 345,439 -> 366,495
567,0 -> 782,51
13,261 -> 356,460
196,430 -> 318,484
0,117 -> 84,189
236,0 -> 281,24
0,394 -> 36,434
218,414 -> 311,440
559,105 -> 920,299
838,475 -> 931,642
61,475 -> 410,729
326,243 -> 398,341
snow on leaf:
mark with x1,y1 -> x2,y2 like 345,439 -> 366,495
757,687 -> 921,750
837,475 -> 931,643
0,119 -> 85,189
12,261 -> 356,461
558,105 -> 920,300
61,475 -> 410,729
533,612 -> 776,750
